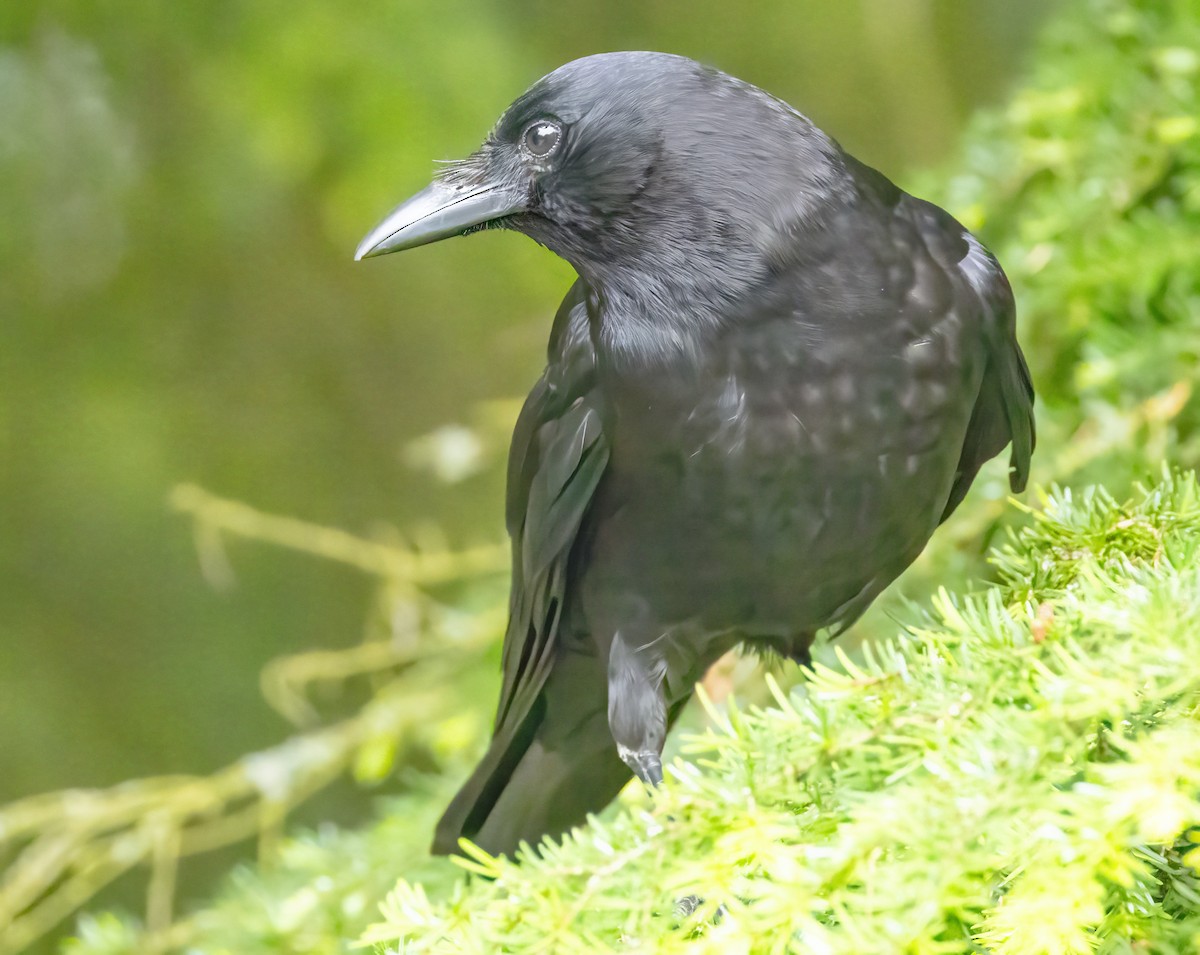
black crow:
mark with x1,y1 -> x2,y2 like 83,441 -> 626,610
356,52 -> 1034,857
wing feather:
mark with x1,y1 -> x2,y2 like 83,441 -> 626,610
436,280 -> 607,849
494,281 -> 608,732
940,237 -> 1035,522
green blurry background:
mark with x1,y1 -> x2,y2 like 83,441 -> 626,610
1,0 -> 1050,942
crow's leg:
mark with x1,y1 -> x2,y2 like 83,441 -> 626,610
607,630 -> 668,787
608,630 -> 725,923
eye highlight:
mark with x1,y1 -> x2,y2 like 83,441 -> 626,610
521,120 -> 562,159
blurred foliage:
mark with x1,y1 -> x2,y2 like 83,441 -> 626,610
930,0 -> 1200,491
3,0 -> 1199,949
0,488 -> 507,955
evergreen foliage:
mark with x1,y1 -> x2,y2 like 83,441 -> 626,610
41,0 -> 1200,951
355,471 -> 1200,954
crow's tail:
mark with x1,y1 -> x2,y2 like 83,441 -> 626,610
432,647 -> 632,858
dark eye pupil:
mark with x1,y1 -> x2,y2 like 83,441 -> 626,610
524,122 -> 560,158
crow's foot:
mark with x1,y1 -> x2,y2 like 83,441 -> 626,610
619,747 -> 663,787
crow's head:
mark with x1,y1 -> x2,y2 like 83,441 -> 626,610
356,53 -> 848,309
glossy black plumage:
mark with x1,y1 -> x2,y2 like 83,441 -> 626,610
356,52 -> 1035,858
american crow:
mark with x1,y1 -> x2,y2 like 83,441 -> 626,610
356,52 -> 1034,857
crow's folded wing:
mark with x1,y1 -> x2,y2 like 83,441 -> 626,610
494,279 -> 609,737
941,237 -> 1035,522
434,281 -> 610,851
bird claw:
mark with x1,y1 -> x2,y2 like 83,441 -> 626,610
620,749 -> 664,787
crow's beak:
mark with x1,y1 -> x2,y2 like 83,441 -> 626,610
354,179 -> 527,260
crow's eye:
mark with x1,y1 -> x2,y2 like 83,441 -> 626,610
521,120 -> 562,159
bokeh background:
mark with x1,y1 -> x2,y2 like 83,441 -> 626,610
2,0 -> 1070,948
